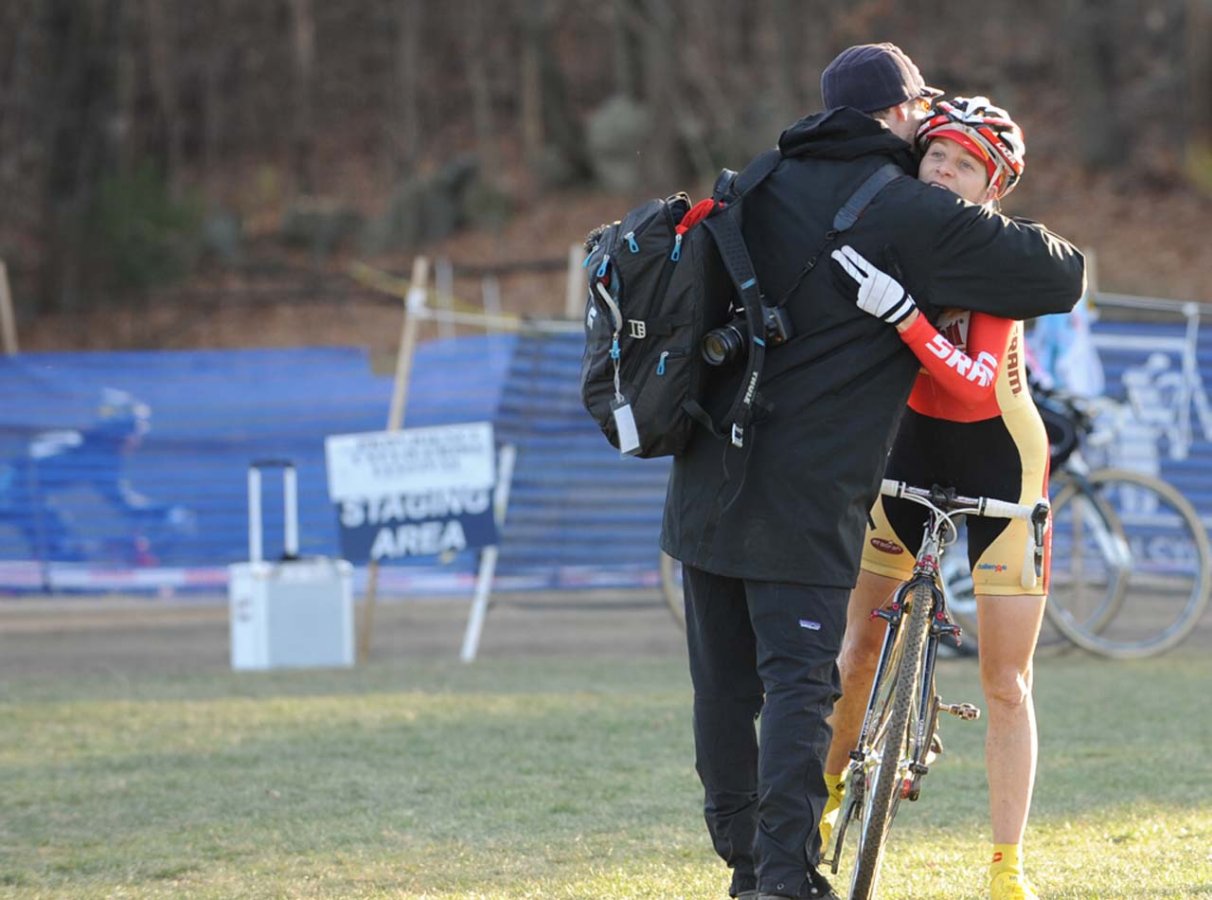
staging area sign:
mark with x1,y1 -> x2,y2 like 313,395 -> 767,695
325,423 -> 498,562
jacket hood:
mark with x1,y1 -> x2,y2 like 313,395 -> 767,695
779,107 -> 917,168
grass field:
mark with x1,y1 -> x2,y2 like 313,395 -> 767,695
1,596 -> 1210,899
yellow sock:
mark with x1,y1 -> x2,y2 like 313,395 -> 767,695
990,843 -> 1023,877
819,772 -> 845,850
824,772 -> 844,802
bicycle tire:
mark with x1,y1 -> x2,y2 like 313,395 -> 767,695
659,551 -> 685,630
849,580 -> 933,900
1047,468 -> 1212,659
1047,468 -> 1131,640
942,475 -> 1094,657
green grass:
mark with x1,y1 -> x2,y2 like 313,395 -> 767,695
1,653 -> 1211,898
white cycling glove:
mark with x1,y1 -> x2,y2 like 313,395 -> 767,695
831,245 -> 917,326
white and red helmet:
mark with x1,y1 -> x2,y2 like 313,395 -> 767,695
916,96 -> 1026,199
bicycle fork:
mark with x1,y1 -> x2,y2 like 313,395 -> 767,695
900,587 -> 983,803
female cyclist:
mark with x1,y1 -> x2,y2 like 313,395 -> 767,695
823,97 -> 1048,900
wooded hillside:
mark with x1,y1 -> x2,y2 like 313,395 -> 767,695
2,0 -> 1210,351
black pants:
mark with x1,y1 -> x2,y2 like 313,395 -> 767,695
683,565 -> 848,898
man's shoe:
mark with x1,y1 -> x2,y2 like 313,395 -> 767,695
805,865 -> 840,899
735,892 -> 759,899
990,870 -> 1039,900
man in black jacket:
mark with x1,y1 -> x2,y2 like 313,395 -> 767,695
660,43 -> 1085,900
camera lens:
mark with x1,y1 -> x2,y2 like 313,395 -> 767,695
701,323 -> 746,366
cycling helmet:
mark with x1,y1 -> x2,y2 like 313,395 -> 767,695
916,96 -> 1025,199
97,388 -> 151,439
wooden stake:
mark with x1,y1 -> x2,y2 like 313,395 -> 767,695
359,255 -> 429,663
564,243 -> 583,320
0,260 -> 18,355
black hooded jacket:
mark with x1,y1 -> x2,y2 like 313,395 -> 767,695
660,108 -> 1086,587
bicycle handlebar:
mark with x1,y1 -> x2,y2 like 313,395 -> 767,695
879,479 -> 1050,587
880,479 -> 1043,521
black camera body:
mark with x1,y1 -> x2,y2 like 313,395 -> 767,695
701,304 -> 793,367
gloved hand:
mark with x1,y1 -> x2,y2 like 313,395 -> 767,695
831,245 -> 917,326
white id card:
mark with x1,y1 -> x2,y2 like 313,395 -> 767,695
612,400 -> 641,456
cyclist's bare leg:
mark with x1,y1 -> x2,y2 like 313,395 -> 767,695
825,571 -> 903,777
975,592 -> 1046,844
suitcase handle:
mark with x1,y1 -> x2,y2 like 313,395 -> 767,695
247,459 -> 298,563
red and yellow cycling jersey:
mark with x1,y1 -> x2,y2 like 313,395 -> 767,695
860,308 -> 1050,596
899,309 -> 1032,422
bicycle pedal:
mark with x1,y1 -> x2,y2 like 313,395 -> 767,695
939,701 -> 981,721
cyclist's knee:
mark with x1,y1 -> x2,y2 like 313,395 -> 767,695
980,662 -> 1032,710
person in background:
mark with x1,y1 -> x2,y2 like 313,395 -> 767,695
0,388 -> 193,564
823,96 -> 1049,900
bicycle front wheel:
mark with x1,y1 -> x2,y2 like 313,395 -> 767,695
1046,468 -> 1132,645
850,580 -> 933,900
1048,468 -> 1212,659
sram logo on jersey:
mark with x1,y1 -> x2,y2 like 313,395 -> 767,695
870,537 -> 904,555
924,333 -> 997,387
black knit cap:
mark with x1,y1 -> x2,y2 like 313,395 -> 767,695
821,42 -> 942,113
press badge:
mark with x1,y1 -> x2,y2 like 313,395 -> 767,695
612,398 -> 641,456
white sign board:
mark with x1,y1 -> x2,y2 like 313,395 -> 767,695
325,422 -> 496,500
324,423 -> 500,563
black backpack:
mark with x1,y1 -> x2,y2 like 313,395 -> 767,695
579,150 -> 899,459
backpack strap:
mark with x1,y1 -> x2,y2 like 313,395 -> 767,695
698,159 -> 903,449
773,162 -> 904,309
702,210 -> 767,448
833,163 -> 901,232
712,146 -> 783,205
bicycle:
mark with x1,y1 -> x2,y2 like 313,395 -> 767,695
943,389 -> 1212,659
825,479 -> 1049,900
1045,413 -> 1211,657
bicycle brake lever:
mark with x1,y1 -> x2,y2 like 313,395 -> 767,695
1030,501 -> 1050,578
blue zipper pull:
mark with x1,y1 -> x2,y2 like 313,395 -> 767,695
625,231 -> 639,253
610,336 -> 620,360
656,350 -> 670,375
670,234 -> 683,262
596,253 -> 610,278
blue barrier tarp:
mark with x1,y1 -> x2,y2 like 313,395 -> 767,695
0,338 -> 515,591
1,316 -> 1209,596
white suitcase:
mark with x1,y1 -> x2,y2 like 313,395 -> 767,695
228,460 -> 354,670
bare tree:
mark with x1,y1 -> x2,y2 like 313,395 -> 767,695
287,0 -> 316,194
388,0 -> 422,180
465,0 -> 497,178
38,0 -> 128,312
1062,0 -> 1122,168
143,0 -> 184,192
518,0 -> 589,183
639,0 -> 678,186
1188,0 -> 1212,184
612,0 -> 644,99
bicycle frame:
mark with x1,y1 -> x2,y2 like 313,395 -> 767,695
829,481 -> 1047,899
834,496 -> 956,863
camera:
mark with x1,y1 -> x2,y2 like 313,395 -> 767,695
701,304 -> 794,366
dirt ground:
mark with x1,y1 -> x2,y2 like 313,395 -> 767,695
2,585 -> 1211,682
0,590 -> 687,680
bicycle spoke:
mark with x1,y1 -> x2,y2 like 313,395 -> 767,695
1047,468 -> 1211,658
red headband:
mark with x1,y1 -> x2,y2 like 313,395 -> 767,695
929,128 -> 999,185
